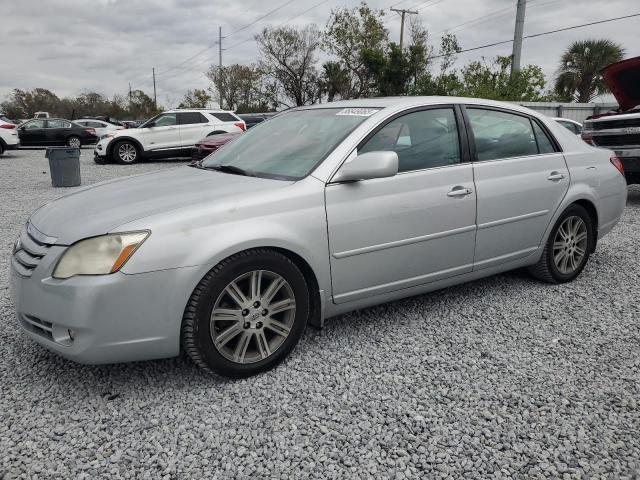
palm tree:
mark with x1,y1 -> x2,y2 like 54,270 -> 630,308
554,39 -> 625,102
321,61 -> 350,102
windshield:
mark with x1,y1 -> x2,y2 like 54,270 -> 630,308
201,108 -> 378,180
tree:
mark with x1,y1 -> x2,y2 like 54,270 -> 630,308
179,89 -> 212,108
324,2 -> 388,98
1,88 -> 60,118
411,34 -> 462,96
128,90 -> 161,119
555,39 -> 625,102
255,25 -> 321,107
321,61 -> 350,102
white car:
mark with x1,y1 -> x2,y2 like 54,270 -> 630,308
94,109 -> 246,164
553,117 -> 583,136
74,119 -> 124,139
0,116 -> 20,155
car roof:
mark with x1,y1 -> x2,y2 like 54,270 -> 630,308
166,109 -> 237,113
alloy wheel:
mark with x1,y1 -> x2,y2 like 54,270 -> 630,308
553,215 -> 588,274
210,270 -> 296,364
118,143 -> 137,162
68,137 -> 81,148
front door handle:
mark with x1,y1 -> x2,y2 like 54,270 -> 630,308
447,186 -> 473,197
547,171 -> 565,181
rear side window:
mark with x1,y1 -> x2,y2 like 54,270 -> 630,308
359,108 -> 461,172
178,112 -> 208,125
211,112 -> 239,122
467,108 -> 539,161
532,121 -> 556,154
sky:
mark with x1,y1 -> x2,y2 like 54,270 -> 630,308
1,0 -> 638,107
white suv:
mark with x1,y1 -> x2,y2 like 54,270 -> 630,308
94,109 -> 246,164
0,115 -> 20,156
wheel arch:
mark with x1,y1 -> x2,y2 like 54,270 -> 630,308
207,130 -> 228,136
106,136 -> 145,159
572,198 -> 598,252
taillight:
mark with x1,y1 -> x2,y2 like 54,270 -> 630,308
234,122 -> 246,131
85,128 -> 96,135
0,124 -> 16,129
610,157 -> 625,176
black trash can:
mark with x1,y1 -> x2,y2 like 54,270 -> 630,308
45,147 -> 81,187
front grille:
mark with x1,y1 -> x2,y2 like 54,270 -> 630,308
593,134 -> 640,147
20,314 -> 54,342
592,118 -> 640,130
11,223 -> 55,278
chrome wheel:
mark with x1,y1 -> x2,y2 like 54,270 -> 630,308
67,137 -> 81,148
210,270 -> 296,364
118,143 -> 137,163
553,216 -> 588,274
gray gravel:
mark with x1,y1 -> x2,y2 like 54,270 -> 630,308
1,148 -> 639,479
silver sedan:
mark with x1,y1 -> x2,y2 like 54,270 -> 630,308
10,97 -> 627,378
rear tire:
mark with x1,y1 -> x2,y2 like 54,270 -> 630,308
528,204 -> 593,284
0,143 -> 5,156
113,140 -> 140,164
66,136 -> 81,148
182,249 -> 309,378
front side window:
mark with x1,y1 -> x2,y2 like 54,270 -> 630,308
359,108 -> 461,172
151,113 -> 177,127
24,120 -> 46,129
467,108 -> 540,161
202,108 -> 376,180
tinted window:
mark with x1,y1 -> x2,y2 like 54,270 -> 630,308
467,109 -> 538,161
532,121 -> 556,154
152,114 -> 177,127
359,108 -> 460,172
24,120 -> 46,129
178,112 -> 207,125
47,120 -> 69,128
211,112 -> 238,122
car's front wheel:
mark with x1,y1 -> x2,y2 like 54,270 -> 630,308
182,249 -> 309,378
113,140 -> 139,164
66,136 -> 81,148
0,142 -> 5,156
528,204 -> 593,283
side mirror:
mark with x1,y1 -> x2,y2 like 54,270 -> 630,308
332,151 -> 399,183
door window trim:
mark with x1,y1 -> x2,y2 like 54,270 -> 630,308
461,105 -> 563,164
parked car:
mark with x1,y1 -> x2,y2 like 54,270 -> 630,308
93,109 -> 246,164
17,118 -> 98,147
121,120 -> 140,129
0,116 -> 20,155
10,97 -> 627,378
0,114 -> 18,126
553,117 -> 583,136
80,115 -> 125,127
74,119 -> 124,138
581,56 -> 640,184
238,113 -> 276,129
191,131 -> 241,162
34,111 -> 50,119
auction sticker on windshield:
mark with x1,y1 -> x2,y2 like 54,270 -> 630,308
336,108 -> 380,117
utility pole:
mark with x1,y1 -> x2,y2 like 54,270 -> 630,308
152,67 -> 157,110
219,26 -> 223,70
510,0 -> 527,78
390,7 -> 418,50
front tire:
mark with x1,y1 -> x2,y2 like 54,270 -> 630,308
528,204 -> 593,283
113,140 -> 140,164
182,249 -> 309,378
66,136 -> 81,148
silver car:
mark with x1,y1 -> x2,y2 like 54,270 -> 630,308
10,97 -> 627,378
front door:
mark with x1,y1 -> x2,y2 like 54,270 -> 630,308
19,119 -> 47,145
465,106 -> 570,270
44,119 -> 70,145
141,113 -> 180,151
325,107 -> 477,304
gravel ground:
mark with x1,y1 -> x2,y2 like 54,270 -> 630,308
1,148 -> 639,479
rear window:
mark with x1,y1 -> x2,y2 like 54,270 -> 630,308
210,112 -> 239,122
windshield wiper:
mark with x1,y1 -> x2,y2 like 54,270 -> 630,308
205,164 -> 255,177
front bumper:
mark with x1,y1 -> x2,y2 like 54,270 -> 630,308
10,239 -> 200,364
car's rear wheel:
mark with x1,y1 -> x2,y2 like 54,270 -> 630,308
528,204 -> 593,283
113,140 -> 139,164
0,143 -> 5,156
182,249 -> 309,378
66,136 -> 81,148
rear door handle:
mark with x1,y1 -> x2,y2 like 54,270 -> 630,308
547,171 -> 565,181
447,186 -> 473,197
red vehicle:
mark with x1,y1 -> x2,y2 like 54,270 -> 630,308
191,132 -> 241,163
582,56 -> 640,183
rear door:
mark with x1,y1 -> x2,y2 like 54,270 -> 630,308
177,112 -> 209,147
465,106 -> 569,270
325,106 -> 477,304
45,119 -> 70,145
18,119 -> 47,145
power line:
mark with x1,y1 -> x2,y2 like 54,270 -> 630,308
429,12 -> 640,59
226,0 -> 298,38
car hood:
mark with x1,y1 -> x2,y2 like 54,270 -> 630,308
30,166 -> 292,245
601,56 -> 640,112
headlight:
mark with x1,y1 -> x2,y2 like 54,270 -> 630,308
53,231 -> 149,279
101,132 -> 116,140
